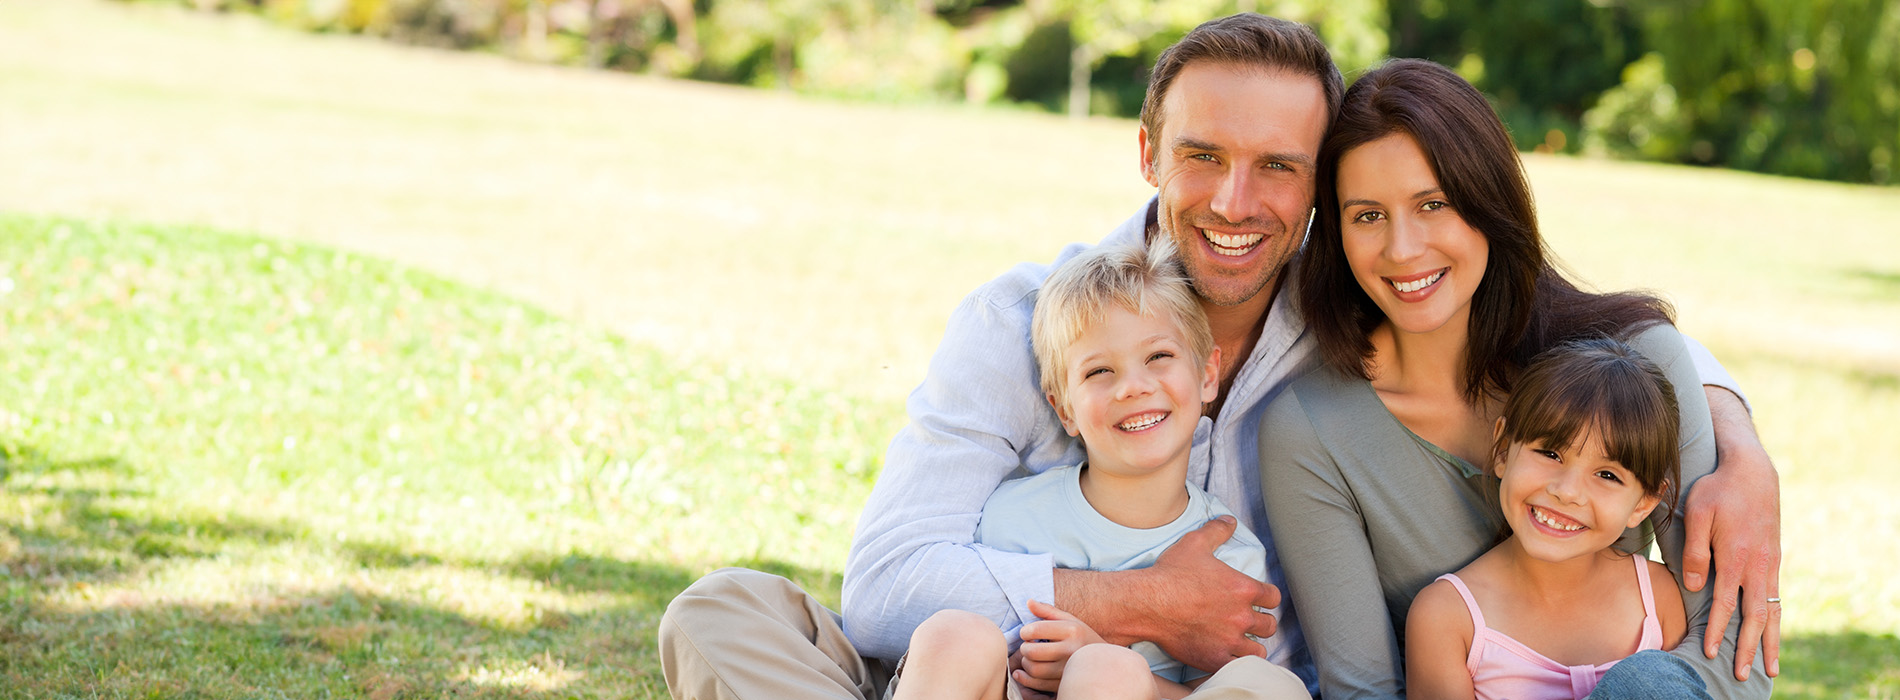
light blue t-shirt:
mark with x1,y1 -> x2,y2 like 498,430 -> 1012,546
975,463 -> 1269,684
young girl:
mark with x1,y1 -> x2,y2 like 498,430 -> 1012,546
1404,337 -> 1689,700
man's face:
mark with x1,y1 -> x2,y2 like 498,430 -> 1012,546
1140,62 -> 1330,308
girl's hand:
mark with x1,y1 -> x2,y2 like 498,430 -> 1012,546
1012,599 -> 1111,694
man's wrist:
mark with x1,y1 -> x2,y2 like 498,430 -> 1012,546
1053,566 -> 1152,647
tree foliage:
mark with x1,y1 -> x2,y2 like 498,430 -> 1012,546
152,0 -> 1895,183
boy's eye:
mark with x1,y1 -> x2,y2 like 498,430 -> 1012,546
1084,367 -> 1110,379
1148,351 -> 1174,363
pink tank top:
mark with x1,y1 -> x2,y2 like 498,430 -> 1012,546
1436,556 -> 1664,700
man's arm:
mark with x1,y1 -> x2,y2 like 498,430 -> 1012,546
1052,517 -> 1280,671
1679,335 -> 1784,679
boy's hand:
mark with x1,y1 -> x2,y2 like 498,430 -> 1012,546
1012,600 -> 1109,695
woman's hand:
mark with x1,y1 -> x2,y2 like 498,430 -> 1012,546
1012,599 -> 1113,695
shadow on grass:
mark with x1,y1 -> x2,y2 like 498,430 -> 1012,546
1,438 -> 839,697
1775,629 -> 1900,699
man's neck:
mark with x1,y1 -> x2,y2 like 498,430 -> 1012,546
1201,274 -> 1280,419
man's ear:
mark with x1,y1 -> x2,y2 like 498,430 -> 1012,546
1048,393 -> 1080,437
1200,346 -> 1221,404
1139,127 -> 1159,187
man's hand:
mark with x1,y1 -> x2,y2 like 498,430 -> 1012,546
1011,600 -> 1108,695
1054,516 -> 1280,672
1684,387 -> 1783,680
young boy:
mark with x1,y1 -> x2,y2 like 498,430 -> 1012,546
889,240 -> 1310,700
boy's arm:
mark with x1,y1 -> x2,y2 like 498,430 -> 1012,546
1403,580 -> 1477,700
1679,335 -> 1784,678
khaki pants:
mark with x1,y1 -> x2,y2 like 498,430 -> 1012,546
659,568 -> 1311,700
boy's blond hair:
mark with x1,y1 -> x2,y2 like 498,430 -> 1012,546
1032,237 -> 1215,409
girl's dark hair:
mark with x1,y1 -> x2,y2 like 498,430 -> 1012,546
1494,337 -> 1682,534
1299,58 -> 1673,403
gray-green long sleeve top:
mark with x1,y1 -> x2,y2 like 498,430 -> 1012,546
1258,324 -> 1770,700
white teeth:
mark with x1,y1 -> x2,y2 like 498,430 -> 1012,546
1392,269 -> 1445,293
1202,229 -> 1263,255
1532,507 -> 1584,531
1118,413 -> 1165,431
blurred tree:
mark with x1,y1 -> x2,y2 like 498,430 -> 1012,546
1587,0 -> 1898,183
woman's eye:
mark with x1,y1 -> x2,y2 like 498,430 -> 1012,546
1351,210 -> 1384,224
1422,200 -> 1450,212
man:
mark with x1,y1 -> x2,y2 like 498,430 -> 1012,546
660,13 -> 1782,700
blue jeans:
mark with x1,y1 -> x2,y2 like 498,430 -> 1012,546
1586,650 -> 1712,700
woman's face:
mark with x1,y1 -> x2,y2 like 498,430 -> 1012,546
1336,133 -> 1489,339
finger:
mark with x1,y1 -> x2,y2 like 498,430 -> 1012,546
1183,515 -> 1238,553
1253,581 -> 1283,611
1703,568 -> 1739,660
1764,596 -> 1783,677
1233,633 -> 1267,660
1027,599 -> 1078,623
1013,668 -> 1060,695
1247,608 -> 1279,641
1681,498 -> 1715,592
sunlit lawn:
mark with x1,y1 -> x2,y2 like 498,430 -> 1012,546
1,1 -> 1898,697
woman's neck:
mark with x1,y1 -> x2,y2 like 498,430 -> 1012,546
1368,319 -> 1471,395
1078,463 -> 1193,530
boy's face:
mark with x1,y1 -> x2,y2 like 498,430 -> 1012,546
1049,305 -> 1219,480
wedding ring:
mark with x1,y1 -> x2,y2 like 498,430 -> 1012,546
1766,597 -> 1782,604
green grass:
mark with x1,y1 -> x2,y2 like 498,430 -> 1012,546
0,215 -> 892,696
2,0 -> 1898,696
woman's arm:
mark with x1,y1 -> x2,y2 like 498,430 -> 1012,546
1627,325 -> 1772,699
1404,580 -> 1477,700
1259,388 -> 1407,700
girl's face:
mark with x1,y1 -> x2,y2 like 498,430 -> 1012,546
1335,133 -> 1489,339
1494,427 -> 1663,564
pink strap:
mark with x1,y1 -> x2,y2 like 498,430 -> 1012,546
1632,556 -> 1665,649
1435,573 -> 1486,673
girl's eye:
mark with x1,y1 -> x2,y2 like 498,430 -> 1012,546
1595,470 -> 1627,484
1532,449 -> 1562,462
1351,210 -> 1384,224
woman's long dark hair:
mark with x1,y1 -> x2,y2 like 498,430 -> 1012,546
1299,58 -> 1673,404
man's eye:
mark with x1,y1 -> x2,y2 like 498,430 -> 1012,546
1191,153 -> 1218,163
1267,161 -> 1290,171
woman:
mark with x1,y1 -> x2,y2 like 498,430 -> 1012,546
1257,59 -> 1764,699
